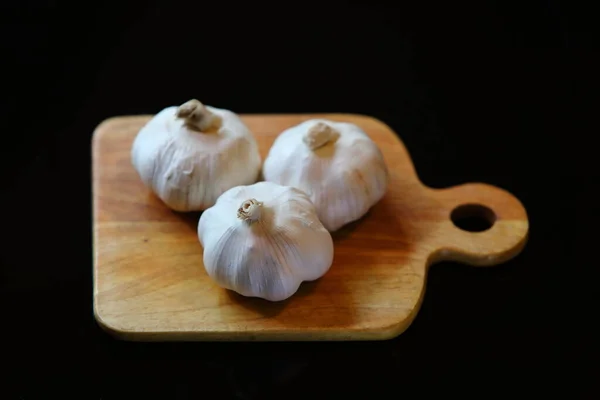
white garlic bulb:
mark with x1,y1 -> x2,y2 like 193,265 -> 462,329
131,99 -> 261,212
262,119 -> 389,232
198,181 -> 334,302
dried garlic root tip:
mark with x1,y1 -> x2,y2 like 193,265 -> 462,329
176,99 -> 222,132
237,198 -> 263,222
303,122 -> 340,150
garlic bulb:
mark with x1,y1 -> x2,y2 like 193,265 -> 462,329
131,99 -> 261,212
262,119 -> 389,232
198,181 -> 334,302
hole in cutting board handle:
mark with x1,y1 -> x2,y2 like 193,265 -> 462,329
451,203 -> 496,232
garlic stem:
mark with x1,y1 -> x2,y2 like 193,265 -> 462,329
303,122 -> 340,150
176,99 -> 222,132
237,198 -> 263,222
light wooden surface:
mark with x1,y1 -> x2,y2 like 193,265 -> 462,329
92,114 -> 529,341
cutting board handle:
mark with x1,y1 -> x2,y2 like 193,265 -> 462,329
429,183 -> 529,267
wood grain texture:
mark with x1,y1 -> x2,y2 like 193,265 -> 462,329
92,114 -> 529,341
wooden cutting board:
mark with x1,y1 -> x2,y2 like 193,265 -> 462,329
92,113 -> 529,341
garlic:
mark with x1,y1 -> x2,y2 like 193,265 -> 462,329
130,99 -> 261,212
262,119 -> 389,232
198,181 -> 334,302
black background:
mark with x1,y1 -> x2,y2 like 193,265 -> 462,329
1,1 -> 596,398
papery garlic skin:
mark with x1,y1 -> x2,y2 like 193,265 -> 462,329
262,119 -> 389,232
198,181 -> 334,302
131,99 -> 261,212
